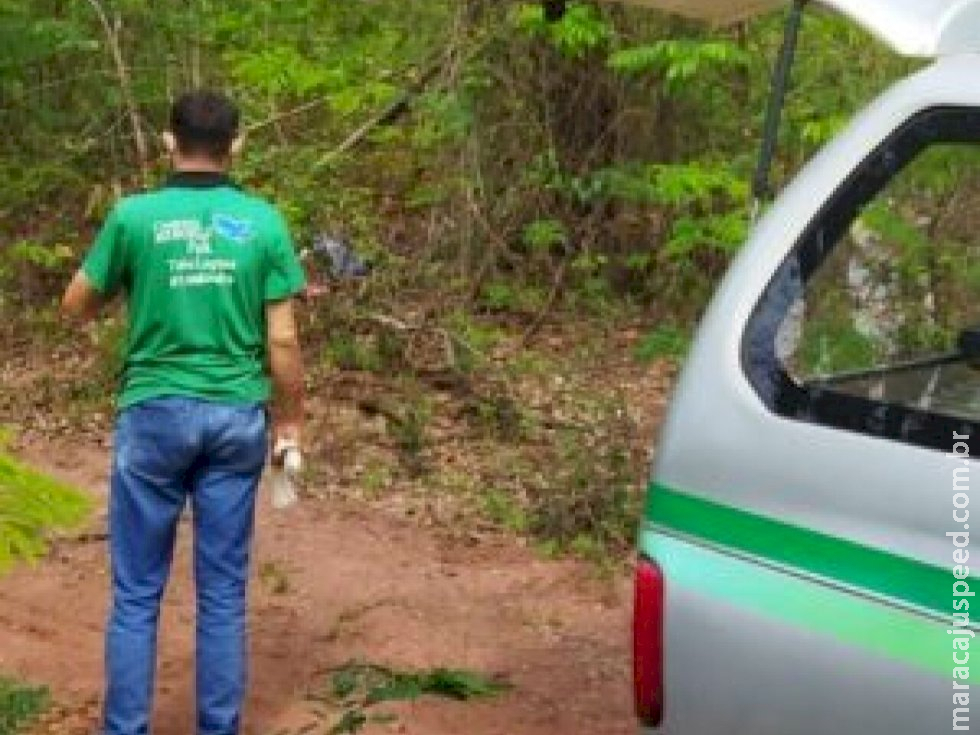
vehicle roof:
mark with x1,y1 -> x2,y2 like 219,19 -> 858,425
602,0 -> 980,57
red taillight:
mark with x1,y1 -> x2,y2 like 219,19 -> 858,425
633,557 -> 664,726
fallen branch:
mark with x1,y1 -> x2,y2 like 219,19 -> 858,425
244,95 -> 332,135
319,58 -> 445,163
327,93 -> 414,158
319,34 -> 489,163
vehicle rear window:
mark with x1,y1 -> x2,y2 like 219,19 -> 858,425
744,107 -> 980,455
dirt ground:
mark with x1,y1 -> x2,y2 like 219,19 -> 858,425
0,436 -> 635,735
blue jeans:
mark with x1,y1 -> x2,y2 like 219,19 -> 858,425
104,397 -> 268,735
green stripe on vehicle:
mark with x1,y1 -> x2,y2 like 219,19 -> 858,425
646,483 -> 963,618
640,531 -> 949,676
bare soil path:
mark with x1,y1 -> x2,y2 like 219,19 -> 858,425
0,437 -> 634,735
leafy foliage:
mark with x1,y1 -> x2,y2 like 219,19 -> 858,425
522,218 -> 568,252
1,0 -> 910,317
0,678 -> 48,735
514,2 -> 613,59
634,325 -> 690,363
321,661 -> 509,734
0,443 -> 92,571
609,38 -> 749,91
0,0 -> 928,562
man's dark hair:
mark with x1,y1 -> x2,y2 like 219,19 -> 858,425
169,90 -> 240,159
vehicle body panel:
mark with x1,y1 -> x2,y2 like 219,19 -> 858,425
640,56 -> 980,733
643,534 -> 947,734
657,57 -> 980,570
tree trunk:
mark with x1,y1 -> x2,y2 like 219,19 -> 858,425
85,0 -> 150,186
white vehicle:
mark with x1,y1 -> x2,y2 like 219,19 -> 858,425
621,1 -> 980,732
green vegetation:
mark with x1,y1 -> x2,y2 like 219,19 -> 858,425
258,560 -> 291,595
0,678 -> 49,735
481,488 -> 530,533
0,440 -> 92,571
634,324 -> 690,363
0,1 -> 930,560
527,403 -> 640,559
316,661 -> 509,734
1,1 -> 908,311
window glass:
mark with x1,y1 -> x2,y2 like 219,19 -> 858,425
781,142 -> 980,422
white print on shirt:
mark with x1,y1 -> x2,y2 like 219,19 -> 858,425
154,217 -> 249,289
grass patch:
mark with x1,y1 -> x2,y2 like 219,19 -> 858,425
359,459 -> 394,499
315,661 -> 509,734
0,442 -> 92,572
524,399 -> 641,561
633,324 -> 690,363
258,561 -> 290,595
0,678 -> 49,735
481,488 -> 529,533
323,333 -> 383,373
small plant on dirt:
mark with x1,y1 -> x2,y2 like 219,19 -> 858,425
375,329 -> 407,372
506,349 -> 555,377
384,393 -> 432,476
633,324 -> 691,364
526,400 -> 642,560
359,460 -> 394,499
521,218 -> 568,253
443,311 -> 504,373
0,677 -> 49,735
478,281 -> 520,312
66,316 -> 127,407
322,326 -> 408,376
92,317 -> 128,384
481,488 -> 529,533
463,393 -> 524,442
322,333 -> 384,373
389,405 -> 428,461
0,435 -> 92,571
258,561 -> 290,595
477,281 -> 548,314
315,660 -> 510,734
0,240 -> 74,306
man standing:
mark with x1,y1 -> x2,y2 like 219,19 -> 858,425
61,90 -> 306,735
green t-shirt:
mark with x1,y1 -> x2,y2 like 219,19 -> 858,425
82,173 -> 306,409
